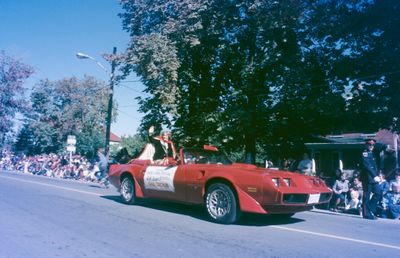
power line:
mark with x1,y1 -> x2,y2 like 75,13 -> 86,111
116,69 -> 400,101
120,80 -> 141,83
116,107 -> 143,120
287,69 -> 400,91
118,83 -> 149,96
340,69 -> 400,84
243,69 -> 400,99
120,104 -> 140,108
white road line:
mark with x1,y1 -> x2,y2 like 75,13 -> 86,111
0,174 -> 102,196
271,225 -> 400,250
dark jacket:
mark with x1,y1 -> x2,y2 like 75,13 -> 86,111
148,134 -> 174,160
360,149 -> 379,184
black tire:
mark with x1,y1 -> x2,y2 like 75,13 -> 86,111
120,176 -> 136,204
205,183 -> 240,224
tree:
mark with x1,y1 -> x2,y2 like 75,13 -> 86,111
119,0 -> 400,164
0,51 -> 34,145
270,0 -> 400,159
15,76 -> 114,156
119,134 -> 146,157
339,0 -> 400,133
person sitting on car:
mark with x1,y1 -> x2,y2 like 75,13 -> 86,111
297,153 -> 314,176
148,125 -> 177,165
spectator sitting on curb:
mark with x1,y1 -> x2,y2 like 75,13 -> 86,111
349,176 -> 363,201
388,170 -> 400,194
343,189 -> 361,215
380,170 -> 400,219
330,171 -> 349,212
379,172 -> 390,196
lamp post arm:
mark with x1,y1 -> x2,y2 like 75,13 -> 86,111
76,52 -> 110,76
94,60 -> 110,76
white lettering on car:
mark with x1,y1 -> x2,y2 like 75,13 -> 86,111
144,166 -> 178,192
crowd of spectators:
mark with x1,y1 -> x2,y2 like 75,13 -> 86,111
328,169 -> 400,220
0,149 -> 102,182
2,148 -> 399,220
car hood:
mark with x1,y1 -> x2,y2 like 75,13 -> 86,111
231,163 -> 293,176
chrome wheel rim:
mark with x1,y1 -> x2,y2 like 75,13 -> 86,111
121,178 -> 133,201
207,188 -> 231,218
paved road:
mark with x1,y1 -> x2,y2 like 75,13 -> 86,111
0,170 -> 399,258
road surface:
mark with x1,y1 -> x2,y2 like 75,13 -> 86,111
0,170 -> 399,258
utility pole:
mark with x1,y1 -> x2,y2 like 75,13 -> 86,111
104,47 -> 117,159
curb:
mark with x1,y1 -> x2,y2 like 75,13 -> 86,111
310,207 -> 363,219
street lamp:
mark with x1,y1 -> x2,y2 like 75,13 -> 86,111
76,47 -> 117,160
76,52 -> 110,75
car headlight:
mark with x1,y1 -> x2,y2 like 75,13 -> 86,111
271,178 -> 279,187
283,178 -> 291,187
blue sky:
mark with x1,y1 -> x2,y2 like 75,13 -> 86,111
0,0 -> 144,136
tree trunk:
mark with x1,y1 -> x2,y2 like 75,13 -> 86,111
244,132 -> 256,164
244,94 -> 257,164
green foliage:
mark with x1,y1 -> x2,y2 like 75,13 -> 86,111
0,51 -> 34,145
119,0 -> 400,163
119,134 -> 147,157
15,76 -> 114,156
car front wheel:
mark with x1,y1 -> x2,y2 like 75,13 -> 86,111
120,176 -> 136,204
206,183 -> 240,224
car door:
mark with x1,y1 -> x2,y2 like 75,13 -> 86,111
183,164 -> 207,204
141,164 -> 186,201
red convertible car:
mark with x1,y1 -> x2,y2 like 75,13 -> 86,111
108,145 -> 332,224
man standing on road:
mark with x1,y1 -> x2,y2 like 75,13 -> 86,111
96,147 -> 109,188
360,139 -> 382,220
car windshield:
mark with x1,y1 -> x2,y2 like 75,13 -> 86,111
183,148 -> 232,165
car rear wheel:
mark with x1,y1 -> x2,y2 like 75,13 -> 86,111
206,183 -> 240,224
120,176 -> 135,204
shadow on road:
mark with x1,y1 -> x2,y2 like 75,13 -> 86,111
238,213 -> 305,226
101,195 -> 304,226
89,184 -> 104,189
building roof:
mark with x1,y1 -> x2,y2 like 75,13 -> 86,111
306,129 -> 399,150
325,133 -> 376,143
375,129 -> 398,149
110,132 -> 122,143
312,132 -> 376,144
